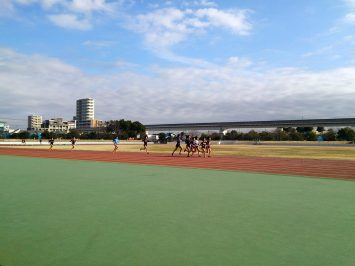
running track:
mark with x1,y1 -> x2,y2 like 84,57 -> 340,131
0,148 -> 354,180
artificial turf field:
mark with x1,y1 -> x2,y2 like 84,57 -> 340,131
0,155 -> 354,266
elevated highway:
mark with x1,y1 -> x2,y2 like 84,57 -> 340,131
145,118 -> 355,132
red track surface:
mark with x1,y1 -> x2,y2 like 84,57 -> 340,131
1,148 -> 354,180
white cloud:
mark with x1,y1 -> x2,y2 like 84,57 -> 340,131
125,6 -> 252,63
40,0 -> 62,9
113,59 -> 137,68
195,8 -> 252,35
197,0 -> 217,7
343,0 -> 355,23
344,0 -> 355,7
1,48 -> 354,128
344,12 -> 355,23
182,0 -> 217,8
302,45 -> 334,57
83,40 -> 117,47
48,14 -> 91,30
0,0 -> 15,16
66,0 -> 115,14
5,0 -> 118,29
12,0 -> 116,13
227,56 -> 252,68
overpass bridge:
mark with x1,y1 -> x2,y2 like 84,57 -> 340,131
145,118 -> 355,133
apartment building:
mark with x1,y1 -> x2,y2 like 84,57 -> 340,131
28,115 -> 42,130
75,98 -> 104,131
42,118 -> 76,133
76,98 -> 94,122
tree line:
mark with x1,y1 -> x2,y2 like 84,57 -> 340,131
154,127 -> 354,143
5,120 -> 146,140
209,127 -> 355,142
3,123 -> 355,142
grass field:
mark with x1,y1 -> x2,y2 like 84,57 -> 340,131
0,155 -> 354,265
5,142 -> 355,160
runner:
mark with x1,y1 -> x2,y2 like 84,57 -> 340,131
140,134 -> 149,154
172,134 -> 182,156
70,137 -> 76,150
38,132 -> 42,144
190,136 -> 201,157
48,138 -> 54,150
206,136 -> 212,157
112,136 -> 120,153
184,135 -> 191,157
200,137 -> 207,158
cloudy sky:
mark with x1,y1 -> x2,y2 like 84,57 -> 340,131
0,0 -> 354,128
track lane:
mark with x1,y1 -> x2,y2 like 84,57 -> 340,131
0,148 -> 354,180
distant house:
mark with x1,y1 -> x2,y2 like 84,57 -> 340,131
41,118 -> 76,133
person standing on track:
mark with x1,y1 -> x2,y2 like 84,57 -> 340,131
140,134 -> 149,154
172,134 -> 182,156
112,136 -> 120,153
49,138 -> 54,150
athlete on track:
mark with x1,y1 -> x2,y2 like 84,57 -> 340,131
70,137 -> 76,150
172,134 -> 182,156
112,136 -> 120,153
200,137 -> 207,158
206,136 -> 212,157
49,138 -> 54,150
140,134 -> 149,154
184,135 -> 191,157
190,136 -> 201,157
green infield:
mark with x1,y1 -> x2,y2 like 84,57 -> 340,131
0,156 -> 354,266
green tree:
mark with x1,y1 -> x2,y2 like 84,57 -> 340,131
210,132 -> 221,140
273,129 -> 288,141
288,128 -> 304,141
304,131 -> 317,141
259,131 -> 273,141
282,127 -> 293,133
296,127 -> 313,133
322,129 -> 336,141
337,127 -> 355,141
41,130 -> 56,139
67,129 -> 80,139
11,131 -> 30,139
106,119 -> 145,139
244,130 -> 259,141
158,133 -> 167,144
316,126 -> 325,133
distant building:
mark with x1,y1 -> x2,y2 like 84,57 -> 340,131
76,98 -> 94,121
75,98 -> 104,132
0,121 -> 10,138
0,121 -> 10,132
76,119 -> 104,130
28,115 -> 43,131
42,118 -> 76,133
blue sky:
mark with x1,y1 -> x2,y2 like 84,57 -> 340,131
0,0 -> 354,128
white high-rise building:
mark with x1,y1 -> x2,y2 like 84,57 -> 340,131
76,98 -> 94,121
28,115 -> 42,130
75,98 -> 101,130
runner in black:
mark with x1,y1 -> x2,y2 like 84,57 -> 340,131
172,134 -> 182,156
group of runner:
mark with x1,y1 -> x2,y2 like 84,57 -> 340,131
48,137 -> 76,150
46,134 -> 212,157
172,134 -> 211,158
